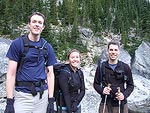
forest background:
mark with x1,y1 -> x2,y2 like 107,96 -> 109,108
0,0 -> 150,61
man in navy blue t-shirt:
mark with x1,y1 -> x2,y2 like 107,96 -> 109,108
4,12 -> 57,113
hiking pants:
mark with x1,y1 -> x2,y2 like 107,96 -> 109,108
98,102 -> 128,113
14,89 -> 48,113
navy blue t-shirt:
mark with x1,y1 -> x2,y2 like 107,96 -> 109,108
6,36 -> 57,93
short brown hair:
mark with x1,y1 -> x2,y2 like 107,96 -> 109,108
107,40 -> 120,49
28,12 -> 46,25
67,49 -> 80,60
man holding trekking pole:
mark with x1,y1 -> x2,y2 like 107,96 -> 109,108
93,40 -> 134,113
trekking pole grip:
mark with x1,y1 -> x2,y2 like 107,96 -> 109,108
108,83 -> 111,88
117,87 -> 120,94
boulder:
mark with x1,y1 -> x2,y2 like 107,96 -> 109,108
132,41 -> 150,79
128,74 -> 150,113
0,37 -> 11,76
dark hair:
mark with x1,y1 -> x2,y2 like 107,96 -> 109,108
28,12 -> 46,25
107,40 -> 120,49
67,49 -> 80,60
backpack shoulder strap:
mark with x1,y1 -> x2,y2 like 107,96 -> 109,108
99,62 -> 102,82
60,65 -> 71,77
120,61 -> 128,81
77,69 -> 84,82
99,61 -> 106,87
22,35 -> 29,57
40,38 -> 47,49
58,64 -> 73,83
17,35 -> 29,70
18,36 -> 48,69
40,38 -> 48,65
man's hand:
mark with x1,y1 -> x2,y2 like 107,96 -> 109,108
116,92 -> 124,101
103,84 -> 112,95
46,97 -> 55,113
4,98 -> 15,113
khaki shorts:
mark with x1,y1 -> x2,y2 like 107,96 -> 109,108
14,90 -> 48,113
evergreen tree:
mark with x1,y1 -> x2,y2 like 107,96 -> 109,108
91,0 -> 100,32
49,0 -> 57,25
71,0 -> 79,43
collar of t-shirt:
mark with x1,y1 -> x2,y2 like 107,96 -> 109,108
109,64 -> 117,71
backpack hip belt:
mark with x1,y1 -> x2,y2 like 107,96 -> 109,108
15,80 -> 46,99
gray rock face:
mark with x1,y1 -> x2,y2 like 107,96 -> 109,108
132,41 -> 150,79
129,41 -> 150,113
0,38 -> 11,76
0,37 -> 11,113
0,81 -> 6,98
128,74 -> 150,113
0,38 -> 11,99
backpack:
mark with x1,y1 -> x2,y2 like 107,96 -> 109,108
53,63 -> 71,112
17,35 -> 48,70
53,63 -> 70,99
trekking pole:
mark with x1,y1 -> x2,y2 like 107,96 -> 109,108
103,84 -> 111,113
117,87 -> 121,113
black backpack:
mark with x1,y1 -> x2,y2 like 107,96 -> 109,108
53,63 -> 71,112
17,35 -> 48,70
